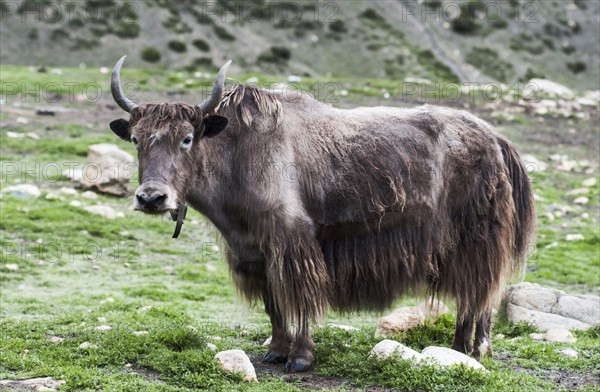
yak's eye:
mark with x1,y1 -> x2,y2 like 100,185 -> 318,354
181,135 -> 193,149
131,136 -> 139,146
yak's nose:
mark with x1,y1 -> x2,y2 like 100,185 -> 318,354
135,190 -> 167,210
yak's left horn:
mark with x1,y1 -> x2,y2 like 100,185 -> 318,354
197,60 -> 232,114
111,55 -> 138,113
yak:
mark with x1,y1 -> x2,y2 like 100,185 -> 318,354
109,56 -> 535,372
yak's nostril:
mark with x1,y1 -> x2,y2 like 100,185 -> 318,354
136,193 -> 149,207
151,194 -> 167,208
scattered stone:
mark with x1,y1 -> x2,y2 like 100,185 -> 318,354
0,377 -> 66,391
95,325 -> 112,331
214,349 -> 257,382
7,131 -> 25,138
573,197 -> 589,204
262,336 -> 272,347
565,234 -> 584,241
205,263 -> 217,271
69,200 -> 82,207
83,205 -> 118,219
99,297 -> 114,304
504,283 -> 598,330
558,348 -> 578,358
80,144 -> 134,196
330,324 -> 357,331
5,263 -> 19,271
78,342 -> 98,349
36,108 -> 56,116
138,306 -> 152,312
530,328 -> 576,344
370,340 -> 424,362
582,178 -> 597,187
59,187 -> 77,195
2,184 -> 41,198
81,191 -> 98,200
207,343 -> 218,351
45,192 -> 61,200
124,363 -> 133,368
133,331 -> 149,336
495,334 -> 505,340
528,79 -> 574,99
47,336 -> 64,344
421,347 -> 486,371
97,317 -> 106,323
375,299 -> 448,337
522,154 -> 548,172
567,188 -> 589,195
63,168 -> 83,182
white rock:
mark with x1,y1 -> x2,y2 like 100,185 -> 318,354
530,328 -> 576,344
95,325 -> 112,331
5,263 -> 19,271
45,192 -> 61,200
83,205 -> 117,219
214,349 -> 257,382
287,75 -> 302,82
582,178 -> 597,187
522,155 -> 548,172
2,184 -> 41,198
573,197 -> 589,204
545,328 -> 577,343
370,340 -> 424,362
565,234 -> 584,241
330,324 -> 357,331
206,343 -> 218,351
553,294 -> 600,326
421,346 -> 486,370
69,200 -> 82,207
0,377 -> 66,391
528,79 -> 574,99
375,299 -> 449,337
47,336 -> 64,344
495,334 -> 505,340
97,317 -> 106,323
78,342 -> 98,349
133,331 -> 149,336
99,297 -> 114,304
80,144 -> 134,196
262,336 -> 272,347
80,191 -> 98,199
59,187 -> 77,195
558,348 -> 578,358
63,168 -> 83,182
507,303 -> 592,330
567,188 -> 589,195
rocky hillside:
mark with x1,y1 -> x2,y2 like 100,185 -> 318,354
1,0 -> 599,89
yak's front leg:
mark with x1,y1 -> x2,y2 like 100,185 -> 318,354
262,289 -> 291,364
285,323 -> 314,373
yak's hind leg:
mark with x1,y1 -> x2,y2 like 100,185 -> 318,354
262,289 -> 291,364
451,311 -> 475,355
472,310 -> 493,359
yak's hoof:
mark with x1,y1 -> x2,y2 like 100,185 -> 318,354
285,358 -> 312,373
262,352 -> 288,364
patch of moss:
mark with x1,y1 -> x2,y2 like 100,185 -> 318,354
213,25 -> 236,41
192,39 -> 210,52
168,40 -> 187,53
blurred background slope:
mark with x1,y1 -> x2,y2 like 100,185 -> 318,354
1,0 -> 598,89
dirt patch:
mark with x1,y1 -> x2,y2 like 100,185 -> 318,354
251,356 -> 397,391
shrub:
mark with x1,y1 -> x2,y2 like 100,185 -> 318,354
416,49 -> 460,83
567,61 -> 586,74
168,40 -> 187,53
141,47 -> 161,63
184,57 -> 215,72
257,46 -> 291,64
329,20 -> 347,33
451,2 -> 483,35
113,22 -> 140,38
213,25 -> 236,41
466,47 -> 514,83
360,8 -> 384,22
192,39 -> 210,52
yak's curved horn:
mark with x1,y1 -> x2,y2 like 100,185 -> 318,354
111,55 -> 138,113
197,60 -> 232,114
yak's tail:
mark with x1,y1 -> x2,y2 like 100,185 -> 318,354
497,137 -> 536,274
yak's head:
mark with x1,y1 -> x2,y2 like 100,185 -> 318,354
109,56 -> 230,214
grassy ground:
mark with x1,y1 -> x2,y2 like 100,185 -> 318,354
1,65 -> 599,391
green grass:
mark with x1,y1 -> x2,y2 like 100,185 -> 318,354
1,64 -> 599,390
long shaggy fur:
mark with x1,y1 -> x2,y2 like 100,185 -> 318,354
183,85 -> 536,342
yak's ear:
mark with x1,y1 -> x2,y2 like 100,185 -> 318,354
202,115 -> 228,138
110,119 -> 131,141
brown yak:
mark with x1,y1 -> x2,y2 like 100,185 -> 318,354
109,56 -> 535,372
